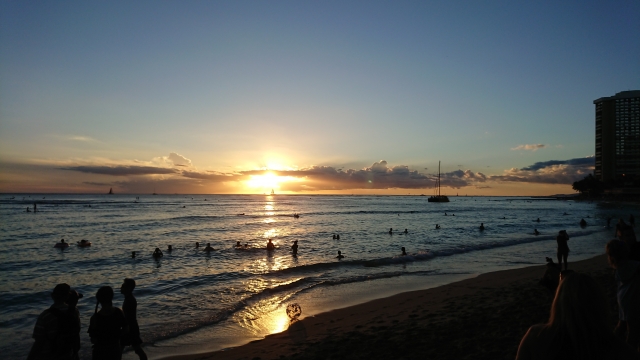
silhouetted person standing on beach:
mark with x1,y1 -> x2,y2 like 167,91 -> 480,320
88,286 -> 128,360
556,230 -> 570,271
120,279 -> 148,360
28,283 -> 81,360
336,250 -> 344,259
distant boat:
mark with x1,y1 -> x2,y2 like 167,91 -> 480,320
428,161 -> 449,203
152,187 -> 158,195
108,188 -> 113,195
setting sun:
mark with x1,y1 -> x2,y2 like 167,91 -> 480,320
246,172 -> 281,190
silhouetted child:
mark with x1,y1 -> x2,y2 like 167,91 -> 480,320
120,279 -> 148,360
88,286 -> 128,360
539,257 -> 560,292
336,251 -> 344,259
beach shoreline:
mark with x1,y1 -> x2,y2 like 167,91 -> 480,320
160,254 -> 616,360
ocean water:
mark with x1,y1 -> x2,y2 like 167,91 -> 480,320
0,194 -> 635,359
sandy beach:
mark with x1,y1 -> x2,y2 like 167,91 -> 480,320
163,254 -> 618,360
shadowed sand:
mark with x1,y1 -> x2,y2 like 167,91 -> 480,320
163,254 -> 617,360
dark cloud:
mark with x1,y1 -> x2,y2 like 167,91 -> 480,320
520,157 -> 595,171
490,156 -> 594,184
246,160 -> 432,190
181,171 -> 242,182
62,165 -> 179,176
82,181 -> 113,186
440,170 -> 487,188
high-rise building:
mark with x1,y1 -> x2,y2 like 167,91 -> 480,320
594,90 -> 640,186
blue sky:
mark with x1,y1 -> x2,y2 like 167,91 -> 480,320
1,1 -> 639,194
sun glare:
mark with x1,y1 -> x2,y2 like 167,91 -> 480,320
245,171 -> 300,193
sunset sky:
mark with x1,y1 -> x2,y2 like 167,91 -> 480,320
1,1 -> 639,195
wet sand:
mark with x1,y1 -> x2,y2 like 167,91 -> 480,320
164,254 -> 617,360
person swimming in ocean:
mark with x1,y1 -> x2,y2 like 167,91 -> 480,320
479,223 -> 485,231
404,229 -> 408,234
167,245 -> 172,252
195,242 -> 199,248
401,247 -> 407,256
244,243 -> 249,249
435,224 -> 441,229
152,248 -> 163,258
235,241 -> 242,247
291,240 -> 298,256
389,228 -> 393,235
536,218 -> 540,222
266,239 -> 275,251
131,251 -> 136,258
332,234 -> 336,239
203,243 -> 214,252
580,218 -> 587,227
534,229 -> 540,235
336,251 -> 344,259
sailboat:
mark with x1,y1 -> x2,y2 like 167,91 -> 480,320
428,161 -> 449,203
108,188 -> 113,195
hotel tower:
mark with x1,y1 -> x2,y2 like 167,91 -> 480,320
594,90 -> 640,187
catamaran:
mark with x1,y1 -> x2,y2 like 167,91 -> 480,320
428,161 -> 449,203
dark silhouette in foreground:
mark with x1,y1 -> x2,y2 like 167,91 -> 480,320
556,230 -> 570,271
291,241 -> 298,256
606,240 -> 640,352
120,279 -> 148,360
336,251 -> 344,259
88,286 -> 128,360
28,283 -> 82,360
517,272 -> 637,360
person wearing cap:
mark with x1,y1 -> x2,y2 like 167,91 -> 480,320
28,283 -> 82,360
